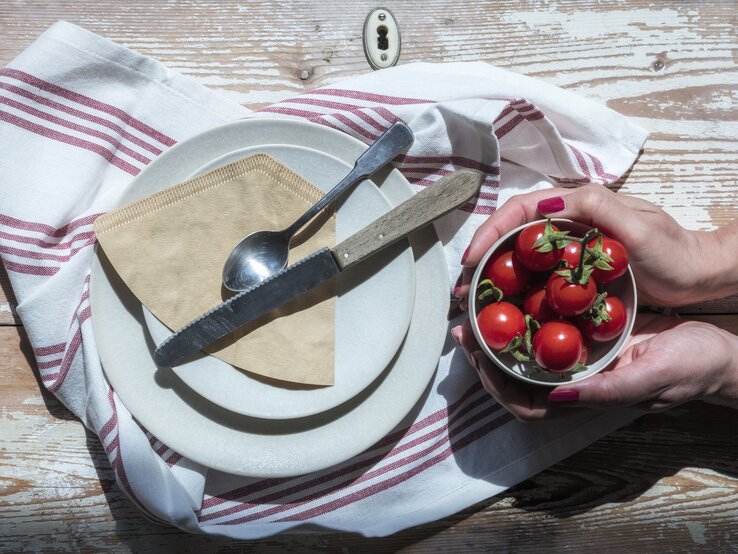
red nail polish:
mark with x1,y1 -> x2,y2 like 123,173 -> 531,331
538,196 -> 565,214
548,389 -> 579,403
461,246 -> 470,265
453,287 -> 462,298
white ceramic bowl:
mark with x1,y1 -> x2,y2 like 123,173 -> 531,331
469,218 -> 637,387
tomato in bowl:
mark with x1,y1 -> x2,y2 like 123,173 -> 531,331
468,219 -> 637,387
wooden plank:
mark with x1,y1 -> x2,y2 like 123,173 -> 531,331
0,0 -> 735,313
0,0 -> 737,550
0,10 -> 735,226
1,324 -> 737,551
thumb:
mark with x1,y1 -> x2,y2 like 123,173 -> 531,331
536,185 -> 631,238
547,356 -> 664,409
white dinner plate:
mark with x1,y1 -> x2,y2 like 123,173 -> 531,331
140,143 -> 416,419
90,118 -> 450,477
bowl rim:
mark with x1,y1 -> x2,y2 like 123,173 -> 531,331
468,218 -> 638,387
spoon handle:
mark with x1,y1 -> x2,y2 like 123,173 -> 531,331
284,122 -> 414,237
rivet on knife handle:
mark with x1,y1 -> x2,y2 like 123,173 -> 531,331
333,169 -> 483,270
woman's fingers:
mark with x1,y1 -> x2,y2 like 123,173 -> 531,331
454,185 -> 608,300
453,266 -> 477,302
452,320 -> 481,362
532,185 -> 650,243
461,188 -> 576,270
548,356 -> 663,409
473,351 -> 559,421
452,321 -> 564,421
461,185 -> 643,274
546,318 -> 671,409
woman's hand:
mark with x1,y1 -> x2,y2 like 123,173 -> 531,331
457,185 -> 737,307
451,314 -> 738,421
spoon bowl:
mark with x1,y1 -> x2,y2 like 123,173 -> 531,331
222,230 -> 290,291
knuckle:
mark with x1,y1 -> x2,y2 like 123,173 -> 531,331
598,377 -> 623,408
578,185 -> 608,211
631,340 -> 651,359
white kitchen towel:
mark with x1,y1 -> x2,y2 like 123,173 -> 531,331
0,21 -> 647,538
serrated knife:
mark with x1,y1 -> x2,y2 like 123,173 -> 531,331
153,169 -> 483,368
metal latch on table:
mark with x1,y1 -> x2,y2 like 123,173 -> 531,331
363,8 -> 401,70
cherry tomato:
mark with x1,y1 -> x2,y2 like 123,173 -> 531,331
578,296 -> 627,342
523,284 -> 558,323
588,236 -> 628,284
560,241 -> 582,269
515,222 -> 565,271
532,321 -> 583,372
545,273 -> 597,316
481,250 -> 531,297
476,301 -> 526,351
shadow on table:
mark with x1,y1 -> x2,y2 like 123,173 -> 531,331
24,331 -> 738,550
498,403 -> 738,519
438,345 -> 738,522
79,393 -> 738,551
22,264 -> 738,549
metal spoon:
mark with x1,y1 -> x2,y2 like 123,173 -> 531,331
222,121 -> 414,292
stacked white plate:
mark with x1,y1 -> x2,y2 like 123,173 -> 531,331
90,119 -> 450,477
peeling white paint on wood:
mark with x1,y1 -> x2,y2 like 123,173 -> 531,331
0,0 -> 736,550
683,521 -> 708,545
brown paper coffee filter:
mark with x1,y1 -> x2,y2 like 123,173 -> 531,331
94,154 -> 335,385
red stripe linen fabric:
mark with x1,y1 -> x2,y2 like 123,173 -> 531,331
0,21 -> 647,539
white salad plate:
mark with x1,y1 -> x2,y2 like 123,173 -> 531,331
141,143 -> 416,419
90,118 -> 451,477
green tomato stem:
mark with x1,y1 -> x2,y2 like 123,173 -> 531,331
573,228 -> 599,282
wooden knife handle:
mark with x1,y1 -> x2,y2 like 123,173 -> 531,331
333,169 -> 483,270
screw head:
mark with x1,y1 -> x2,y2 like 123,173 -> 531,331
380,53 -> 388,61
378,12 -> 386,20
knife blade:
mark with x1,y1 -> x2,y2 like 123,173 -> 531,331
154,169 -> 483,368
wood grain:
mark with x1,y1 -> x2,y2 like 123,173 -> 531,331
0,0 -> 737,550
336,170 -> 483,269
1,325 -> 738,552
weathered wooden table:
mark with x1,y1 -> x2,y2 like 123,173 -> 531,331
1,1 -> 737,551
